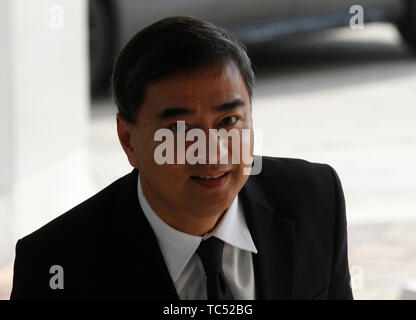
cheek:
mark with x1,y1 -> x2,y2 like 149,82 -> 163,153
150,164 -> 189,189
136,144 -> 154,170
135,128 -> 163,163
241,117 -> 254,151
250,130 -> 254,154
240,128 -> 254,159
162,164 -> 187,179
133,131 -> 162,175
230,165 -> 249,194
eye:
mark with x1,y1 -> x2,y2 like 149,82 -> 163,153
220,115 -> 239,126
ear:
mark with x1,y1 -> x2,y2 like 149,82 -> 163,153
116,114 -> 140,169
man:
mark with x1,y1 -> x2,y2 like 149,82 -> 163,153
10,16 -> 353,300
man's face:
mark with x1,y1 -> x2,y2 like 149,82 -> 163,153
118,61 -> 253,224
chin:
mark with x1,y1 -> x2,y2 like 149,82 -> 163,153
193,192 -> 234,211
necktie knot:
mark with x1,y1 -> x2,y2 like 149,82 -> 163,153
196,236 -> 224,275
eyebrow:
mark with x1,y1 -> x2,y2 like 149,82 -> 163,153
157,99 -> 245,119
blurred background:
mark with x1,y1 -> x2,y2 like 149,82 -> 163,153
1,0 -> 415,300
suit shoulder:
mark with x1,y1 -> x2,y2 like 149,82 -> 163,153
259,156 -> 334,186
254,157 -> 343,226
16,170 -> 135,251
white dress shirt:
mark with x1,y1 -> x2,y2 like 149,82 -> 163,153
137,173 -> 258,300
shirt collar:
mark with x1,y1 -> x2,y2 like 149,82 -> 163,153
137,172 -> 257,282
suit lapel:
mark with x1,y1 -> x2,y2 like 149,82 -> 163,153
110,168 -> 179,299
240,174 -> 296,300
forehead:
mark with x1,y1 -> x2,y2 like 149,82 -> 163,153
140,62 -> 249,116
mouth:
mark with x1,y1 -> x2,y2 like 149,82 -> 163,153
190,171 -> 230,189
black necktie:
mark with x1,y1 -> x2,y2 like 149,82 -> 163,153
196,236 -> 234,300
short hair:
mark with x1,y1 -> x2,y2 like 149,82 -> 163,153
111,16 -> 255,124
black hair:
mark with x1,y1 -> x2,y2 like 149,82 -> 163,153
111,16 -> 255,124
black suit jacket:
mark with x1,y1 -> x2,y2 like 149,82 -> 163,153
10,156 -> 353,300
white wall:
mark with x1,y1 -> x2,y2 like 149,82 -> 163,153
0,0 -> 92,269
0,0 -> 12,190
